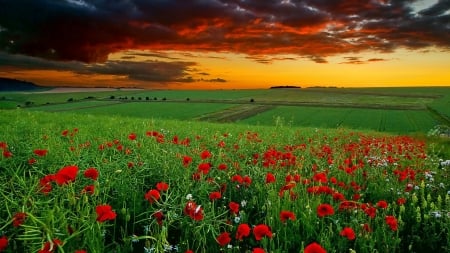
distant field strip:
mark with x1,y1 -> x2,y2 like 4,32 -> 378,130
194,104 -> 275,122
239,106 -> 438,133
27,100 -> 122,112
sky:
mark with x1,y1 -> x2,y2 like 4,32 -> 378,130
0,0 -> 449,89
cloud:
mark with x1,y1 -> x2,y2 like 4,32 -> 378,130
340,56 -> 388,64
0,0 -> 448,65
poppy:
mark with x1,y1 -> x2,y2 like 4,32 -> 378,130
185,250 -> 194,253
200,150 -> 212,160
153,211 -> 164,226
218,163 -> 228,170
75,250 -> 87,253
216,232 -> 231,247
54,165 -> 78,185
280,210 -> 296,223
253,224 -> 272,241
377,200 -> 388,209
229,202 -> 239,215
209,191 -> 222,201
304,242 -> 326,253
84,168 -> 99,180
145,189 -> 161,204
339,227 -> 356,240
253,248 -> 265,253
231,175 -> 243,184
82,185 -> 95,195
397,198 -> 406,205
317,203 -> 334,217
156,182 -> 169,191
183,156 -> 193,167
385,216 -> 398,231
0,236 -> 7,252
13,212 -> 27,227
198,163 -> 211,175
128,133 -> 137,140
2,150 -> 12,158
236,223 -> 251,240
243,175 -> 252,186
39,238 -> 62,253
265,173 -> 276,184
95,205 -> 117,223
33,149 -> 48,157
39,174 -> 55,194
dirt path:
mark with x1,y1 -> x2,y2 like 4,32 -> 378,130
195,104 -> 275,122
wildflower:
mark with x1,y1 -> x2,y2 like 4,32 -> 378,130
54,165 -> 79,185
265,173 -> 276,184
145,189 -> 161,204
253,224 -> 272,241
96,204 -> 117,223
229,202 -> 239,215
200,150 -> 212,160
236,223 -> 251,240
312,172 -> 328,183
84,167 -> 99,180
39,238 -> 62,253
317,203 -> 334,217
33,149 -> 48,157
183,156 -> 193,167
339,227 -> 356,240
153,211 -> 165,225
385,215 -> 398,231
231,175 -> 243,184
2,150 -> 12,158
0,236 -> 8,252
184,201 -> 203,221
218,163 -> 228,170
253,248 -> 265,253
234,216 -> 241,223
377,200 -> 388,209
280,210 -> 296,223
128,133 -> 137,140
243,175 -> 252,186
13,212 -> 27,227
198,163 -> 211,175
39,174 -> 55,194
82,185 -> 95,195
75,250 -> 87,253
186,194 -> 193,200
156,182 -> 169,191
216,232 -> 231,247
209,191 -> 222,201
304,242 -> 326,253
185,250 -> 194,253
397,198 -> 407,205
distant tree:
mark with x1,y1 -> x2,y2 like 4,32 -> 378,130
186,98 -> 190,101
162,97 -> 167,101
250,98 -> 255,103
154,97 -> 157,100
110,95 -> 115,99
131,96 -> 135,100
146,97 -> 150,100
138,97 -> 142,100
25,101 -> 33,106
67,98 -> 74,102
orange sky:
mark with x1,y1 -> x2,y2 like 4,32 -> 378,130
0,0 -> 449,89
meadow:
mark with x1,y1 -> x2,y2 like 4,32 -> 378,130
0,107 -> 449,253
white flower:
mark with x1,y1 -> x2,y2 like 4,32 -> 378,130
186,194 -> 193,200
241,200 -> 247,207
430,211 -> 442,218
234,216 -> 241,223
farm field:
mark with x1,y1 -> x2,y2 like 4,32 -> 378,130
0,109 -> 448,253
1,87 -> 449,134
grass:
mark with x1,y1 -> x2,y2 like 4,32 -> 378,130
0,109 -> 449,253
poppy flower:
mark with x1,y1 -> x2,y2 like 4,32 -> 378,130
39,238 -> 62,253
304,242 -> 326,253
216,232 -> 231,247
385,215 -> 398,231
197,163 -> 211,175
236,223 -> 251,240
253,224 -> 272,241
75,250 -> 87,253
209,191 -> 222,201
145,189 -> 161,204
218,163 -> 228,170
184,201 -> 204,221
39,174 -> 55,194
339,227 -> 356,240
128,133 -> 137,140
33,149 -> 48,157
265,173 -> 276,184
13,212 -> 27,227
397,198 -> 406,205
0,142 -> 7,150
0,236 -> 8,252
84,167 -> 99,180
312,172 -> 328,183
280,210 -> 296,223
2,150 -> 12,158
54,165 -> 79,185
253,248 -> 265,253
153,211 -> 164,226
185,250 -> 194,253
95,205 -> 117,222
317,203 -> 334,217
229,202 -> 239,215
377,200 -> 388,209
82,185 -> 95,195
183,156 -> 193,167
156,182 -> 169,191
200,150 -> 212,160
231,175 -> 243,184
243,175 -> 252,186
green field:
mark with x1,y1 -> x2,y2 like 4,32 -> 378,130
2,87 -> 449,134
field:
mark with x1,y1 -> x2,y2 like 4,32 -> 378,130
0,109 -> 448,253
1,87 -> 449,135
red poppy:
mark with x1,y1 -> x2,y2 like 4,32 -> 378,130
243,175 -> 252,186
216,232 -> 231,247
209,191 -> 222,201
197,163 -> 211,174
185,250 -> 194,253
339,227 -> 356,240
364,207 -> 377,219
39,174 -> 55,194
61,129 -> 69,136
385,215 -> 398,231
229,202 -> 239,215
82,185 -> 95,195
156,182 -> 169,191
253,248 -> 265,253
280,210 -> 296,223
33,149 -> 48,157
231,175 -> 243,184
0,236 -> 8,252
265,173 -> 276,184
253,224 -> 272,241
95,205 -> 117,222
13,212 -> 27,227
182,155 -> 193,167
84,167 -> 99,180
75,250 -> 87,253
39,238 -> 62,253
28,158 -> 37,165
236,223 -> 251,240
377,200 -> 388,209
54,165 -> 79,185
304,242 -> 326,253
218,163 -> 228,170
312,172 -> 328,183
200,150 -> 212,159
184,201 -> 204,221
2,150 -> 12,158
0,142 -> 7,150
153,211 -> 164,226
145,189 -> 161,204
317,203 -> 334,217
128,133 -> 137,140
397,198 -> 406,205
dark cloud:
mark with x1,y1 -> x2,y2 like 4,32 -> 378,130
0,0 -> 448,65
340,56 -> 388,64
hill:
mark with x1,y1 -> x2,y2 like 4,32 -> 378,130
0,77 -> 43,91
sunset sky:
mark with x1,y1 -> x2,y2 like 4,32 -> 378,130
0,0 -> 449,89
